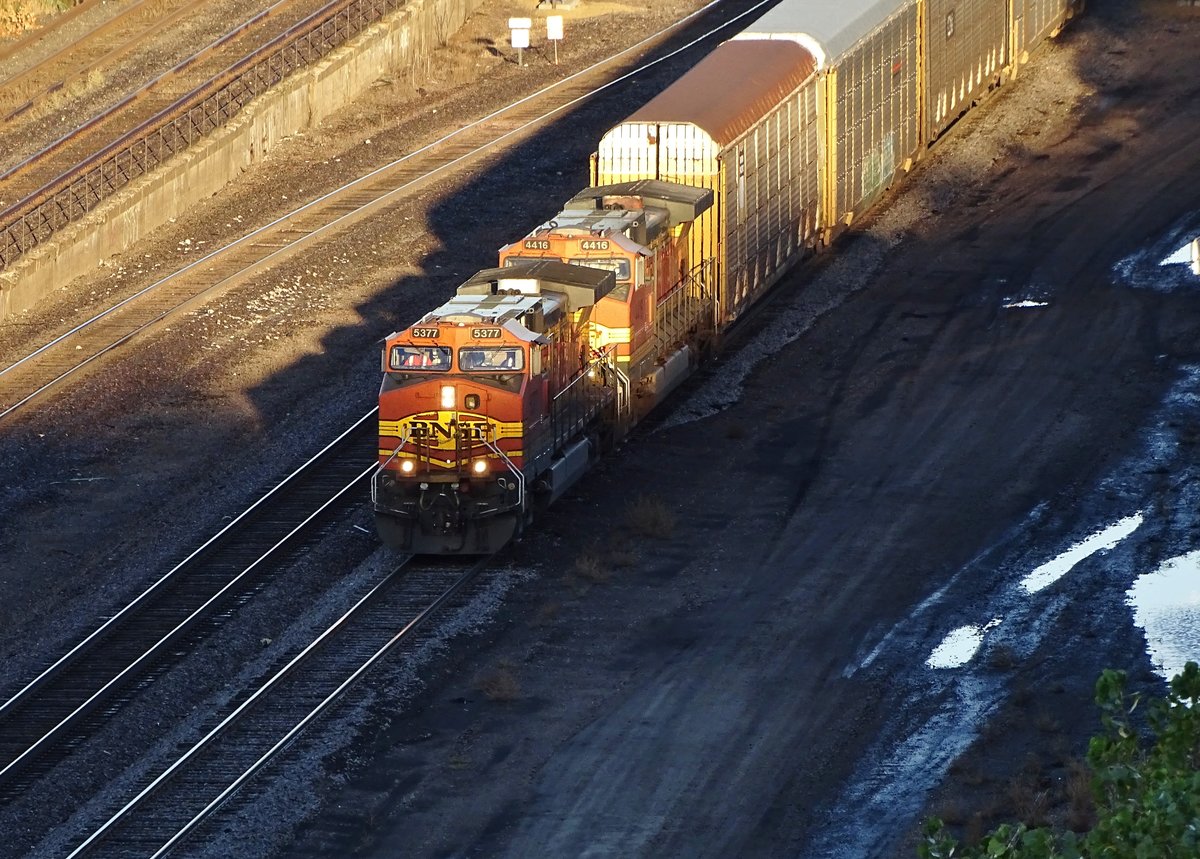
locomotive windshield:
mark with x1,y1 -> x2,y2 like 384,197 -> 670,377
567,257 -> 631,281
389,344 -> 451,371
459,347 -> 524,371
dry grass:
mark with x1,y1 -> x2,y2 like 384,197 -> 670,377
608,543 -> 637,568
1006,756 -> 1051,827
0,0 -> 69,38
947,756 -> 988,787
532,600 -> 561,626
477,660 -> 521,702
987,643 -> 1017,670
573,546 -> 610,583
626,493 -> 677,538
1034,709 -> 1061,734
1065,758 -> 1095,831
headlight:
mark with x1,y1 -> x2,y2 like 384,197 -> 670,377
400,459 -> 415,474
440,384 -> 455,409
472,459 -> 488,474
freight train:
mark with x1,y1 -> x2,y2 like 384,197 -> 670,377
372,0 -> 1084,554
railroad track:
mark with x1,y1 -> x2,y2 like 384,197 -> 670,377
0,410 -> 378,802
64,555 -> 488,858
0,0 -> 772,423
0,0 -> 212,123
0,0 -> 338,198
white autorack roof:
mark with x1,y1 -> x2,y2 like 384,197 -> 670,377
733,0 -> 908,69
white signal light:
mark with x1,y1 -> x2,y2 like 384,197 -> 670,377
440,385 -> 456,409
472,459 -> 488,475
400,459 -> 415,474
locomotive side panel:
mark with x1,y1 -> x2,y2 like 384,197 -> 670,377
825,1 -> 920,234
722,76 -> 821,319
923,0 -> 1008,139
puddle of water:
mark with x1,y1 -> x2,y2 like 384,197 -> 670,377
1020,512 -> 1144,594
1002,299 -> 1050,309
1161,237 -> 1200,276
1127,549 -> 1200,681
926,618 -> 1002,668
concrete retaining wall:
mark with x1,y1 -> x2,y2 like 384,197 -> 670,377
0,0 -> 483,322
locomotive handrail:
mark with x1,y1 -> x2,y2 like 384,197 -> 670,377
369,428 -> 411,507
481,437 -> 525,513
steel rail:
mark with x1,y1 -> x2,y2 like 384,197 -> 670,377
0,0 -> 777,422
68,556 -> 488,858
0,407 -> 379,794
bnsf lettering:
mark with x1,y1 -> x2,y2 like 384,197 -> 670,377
409,420 -> 489,442
579,239 -> 610,251
524,239 -> 551,250
411,327 -> 439,338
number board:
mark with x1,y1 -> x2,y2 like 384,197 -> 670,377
579,239 -> 610,251
523,239 -> 551,250
472,328 -> 502,339
410,327 -> 439,338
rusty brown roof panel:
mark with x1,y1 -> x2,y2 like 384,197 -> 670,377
623,40 -> 816,148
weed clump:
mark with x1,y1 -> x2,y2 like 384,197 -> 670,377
476,660 -> 520,702
626,493 -> 677,539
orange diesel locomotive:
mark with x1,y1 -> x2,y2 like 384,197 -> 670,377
373,182 -> 712,553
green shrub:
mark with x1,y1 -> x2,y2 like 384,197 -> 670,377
921,662 -> 1200,858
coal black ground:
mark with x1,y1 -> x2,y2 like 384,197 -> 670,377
2,0 -> 1199,856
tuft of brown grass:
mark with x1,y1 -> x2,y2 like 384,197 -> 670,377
933,796 -> 969,826
1005,761 -> 1051,827
607,543 -> 637,568
532,600 -> 561,626
626,493 -> 677,539
1066,758 -> 1095,831
1034,709 -> 1061,735
947,756 -> 988,787
987,643 -> 1017,670
477,660 -> 520,702
573,547 -> 610,583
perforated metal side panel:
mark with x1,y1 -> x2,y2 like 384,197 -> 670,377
722,76 -> 821,318
924,0 -> 1008,138
1011,0 -> 1078,61
828,0 -> 920,227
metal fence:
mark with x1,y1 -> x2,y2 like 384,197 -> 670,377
0,0 -> 421,274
